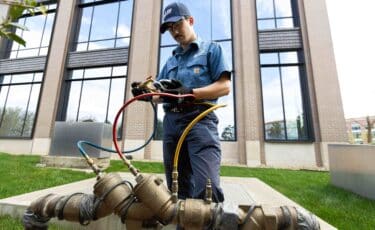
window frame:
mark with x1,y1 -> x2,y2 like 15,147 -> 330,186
57,65 -> 128,139
256,0 -> 300,30
59,65 -> 127,122
0,72 -> 44,139
72,0 -> 132,52
259,50 -> 314,142
1,2 -> 57,59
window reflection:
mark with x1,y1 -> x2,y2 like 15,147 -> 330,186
5,3 -> 56,59
78,79 -> 110,121
256,0 -> 297,30
84,67 -> 112,79
260,51 -> 310,141
261,67 -> 284,124
66,82 -> 81,121
90,4 -> 117,41
212,0 -> 232,40
282,66 -> 307,140
159,0 -> 235,141
274,0 -> 293,17
260,53 -> 278,65
256,0 -> 274,18
279,51 -> 298,63
107,78 -> 126,128
64,66 -> 127,126
75,0 -> 133,51
0,73 -> 43,138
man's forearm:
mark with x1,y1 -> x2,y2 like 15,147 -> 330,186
192,73 -> 231,100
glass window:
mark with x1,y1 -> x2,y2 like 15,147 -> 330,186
3,3 -> 57,59
74,0 -> 133,51
0,73 -> 43,137
64,66 -> 127,135
351,123 -> 361,131
261,67 -> 285,140
260,51 -> 311,141
158,0 -> 235,141
256,0 -> 298,30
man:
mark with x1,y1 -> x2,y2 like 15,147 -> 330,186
158,1 -> 232,203
133,2 -> 231,203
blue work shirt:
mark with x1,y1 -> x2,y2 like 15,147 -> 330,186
157,37 -> 231,105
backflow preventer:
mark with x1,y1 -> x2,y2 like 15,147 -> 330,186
22,80 -> 320,230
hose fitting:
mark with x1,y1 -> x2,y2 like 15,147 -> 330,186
205,178 -> 212,204
171,170 -> 178,203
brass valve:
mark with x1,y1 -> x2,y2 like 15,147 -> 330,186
137,76 -> 157,92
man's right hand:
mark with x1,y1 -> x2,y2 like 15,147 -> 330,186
131,81 -> 152,101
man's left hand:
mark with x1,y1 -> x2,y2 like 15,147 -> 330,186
154,79 -> 194,104
154,79 -> 193,95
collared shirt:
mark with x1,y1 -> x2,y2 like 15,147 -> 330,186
157,37 -> 231,105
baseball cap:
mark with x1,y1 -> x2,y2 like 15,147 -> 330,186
160,2 -> 191,33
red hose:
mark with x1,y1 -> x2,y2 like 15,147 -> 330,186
112,92 -> 195,162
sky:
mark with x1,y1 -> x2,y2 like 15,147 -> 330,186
325,0 -> 375,119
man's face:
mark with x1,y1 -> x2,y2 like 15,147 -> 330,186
166,17 -> 195,47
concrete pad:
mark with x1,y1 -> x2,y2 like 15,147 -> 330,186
328,144 -> 375,200
41,155 -> 111,170
0,173 -> 336,229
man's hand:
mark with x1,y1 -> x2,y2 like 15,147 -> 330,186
131,81 -> 152,101
154,79 -> 194,104
154,79 -> 193,95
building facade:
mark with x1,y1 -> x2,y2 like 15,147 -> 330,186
0,0 -> 348,169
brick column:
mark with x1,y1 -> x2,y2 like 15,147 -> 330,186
300,0 -> 348,167
231,0 -> 264,166
123,0 -> 161,160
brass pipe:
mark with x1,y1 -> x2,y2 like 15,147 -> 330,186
238,205 -> 320,230
24,172 -> 320,230
93,173 -> 133,213
124,202 -> 154,221
133,173 -> 177,223
178,199 -> 213,229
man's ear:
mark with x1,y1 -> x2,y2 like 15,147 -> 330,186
188,16 -> 194,25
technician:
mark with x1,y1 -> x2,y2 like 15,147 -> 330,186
133,2 -> 231,203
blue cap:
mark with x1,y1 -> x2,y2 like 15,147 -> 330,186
160,2 -> 191,33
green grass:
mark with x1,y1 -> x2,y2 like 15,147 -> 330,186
221,166 -> 375,229
1,153 -> 375,229
0,215 -> 27,230
0,153 -> 94,199
0,215 -> 61,230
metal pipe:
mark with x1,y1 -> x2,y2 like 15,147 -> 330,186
23,174 -> 320,230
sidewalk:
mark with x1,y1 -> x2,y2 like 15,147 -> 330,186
0,173 -> 336,229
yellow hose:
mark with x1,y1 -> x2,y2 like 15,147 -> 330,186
173,103 -> 226,170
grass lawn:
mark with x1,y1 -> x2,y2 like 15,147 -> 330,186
1,152 -> 375,229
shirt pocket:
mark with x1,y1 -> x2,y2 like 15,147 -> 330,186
165,62 -> 178,78
186,55 -> 209,86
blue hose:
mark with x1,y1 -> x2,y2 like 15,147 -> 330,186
77,101 -> 158,159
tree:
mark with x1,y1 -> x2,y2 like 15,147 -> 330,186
296,114 -> 306,138
0,0 -> 46,46
0,106 -> 35,137
348,116 -> 375,144
366,116 -> 375,144
268,122 -> 283,139
221,125 -> 234,141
